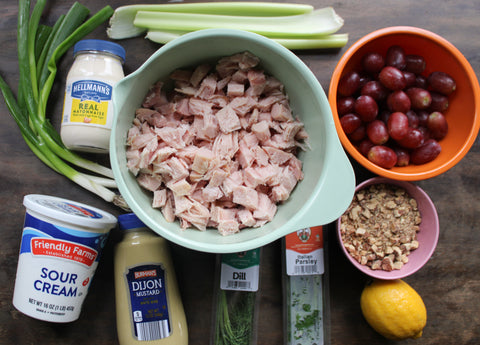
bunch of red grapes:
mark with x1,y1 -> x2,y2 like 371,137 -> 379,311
337,45 -> 456,169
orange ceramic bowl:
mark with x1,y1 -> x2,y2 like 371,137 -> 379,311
329,26 -> 480,181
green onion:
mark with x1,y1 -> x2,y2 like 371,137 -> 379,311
107,2 -> 314,39
0,74 -> 122,206
36,14 -> 65,83
133,7 -> 343,38
0,0 -> 127,208
37,2 -> 90,90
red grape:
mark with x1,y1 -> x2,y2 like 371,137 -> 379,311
393,147 -> 410,166
415,75 -> 427,89
354,95 -> 378,122
397,127 -> 425,149
403,71 -> 416,88
385,45 -> 406,70
368,145 -> 397,169
358,74 -> 371,89
387,112 -> 409,140
429,91 -> 449,112
340,113 -> 362,134
416,110 -> 429,127
427,111 -> 448,140
405,54 -> 426,74
379,66 -> 407,90
338,71 -> 362,96
427,71 -> 456,95
417,126 -> 431,142
361,80 -> 388,102
387,90 -> 411,113
337,97 -> 355,115
406,87 -> 432,109
362,52 -> 385,74
358,138 -> 375,156
410,139 -> 441,165
405,110 -> 420,128
349,123 -> 366,142
367,120 -> 389,145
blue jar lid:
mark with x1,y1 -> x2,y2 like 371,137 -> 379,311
73,39 -> 126,62
118,213 -> 147,231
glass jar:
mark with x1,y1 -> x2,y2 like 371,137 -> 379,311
60,39 -> 125,153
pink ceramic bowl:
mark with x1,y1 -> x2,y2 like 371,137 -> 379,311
337,177 -> 439,279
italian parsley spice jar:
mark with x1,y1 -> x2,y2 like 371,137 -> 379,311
60,39 -> 125,153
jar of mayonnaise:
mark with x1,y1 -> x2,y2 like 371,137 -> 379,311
60,39 -> 125,153
115,213 -> 188,345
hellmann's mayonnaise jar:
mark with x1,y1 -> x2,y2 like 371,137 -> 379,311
115,213 -> 188,345
60,39 -> 125,153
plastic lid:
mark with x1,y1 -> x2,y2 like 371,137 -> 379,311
23,194 -> 117,230
73,39 -> 126,62
118,213 -> 148,231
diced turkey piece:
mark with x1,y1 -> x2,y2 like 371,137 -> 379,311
152,189 -> 167,208
227,81 -> 244,97
192,147 -> 215,174
216,106 -> 241,134
125,51 -> 310,235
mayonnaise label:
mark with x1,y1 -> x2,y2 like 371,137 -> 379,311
13,212 -> 109,322
125,264 -> 171,341
62,78 -> 114,127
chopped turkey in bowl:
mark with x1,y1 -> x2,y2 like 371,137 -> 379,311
125,52 -> 309,235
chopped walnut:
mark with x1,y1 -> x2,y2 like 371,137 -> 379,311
339,183 -> 422,272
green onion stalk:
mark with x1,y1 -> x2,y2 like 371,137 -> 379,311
0,0 -> 128,209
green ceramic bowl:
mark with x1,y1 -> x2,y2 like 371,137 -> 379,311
110,29 -> 355,253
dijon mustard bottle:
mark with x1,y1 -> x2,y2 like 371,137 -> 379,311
115,213 -> 188,345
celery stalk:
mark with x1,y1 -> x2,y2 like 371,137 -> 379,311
273,34 -> 349,50
107,2 -> 314,39
144,29 -> 186,44
146,30 -> 348,50
133,7 -> 343,38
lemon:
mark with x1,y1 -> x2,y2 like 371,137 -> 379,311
360,279 -> 427,340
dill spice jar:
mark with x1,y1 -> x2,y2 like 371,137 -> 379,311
60,39 -> 125,153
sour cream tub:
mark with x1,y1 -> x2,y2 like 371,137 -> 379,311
12,194 -> 117,322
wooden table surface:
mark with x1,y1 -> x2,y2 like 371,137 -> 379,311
1,1 -> 479,344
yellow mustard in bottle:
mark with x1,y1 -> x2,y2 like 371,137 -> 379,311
115,213 -> 188,345
60,39 -> 125,153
